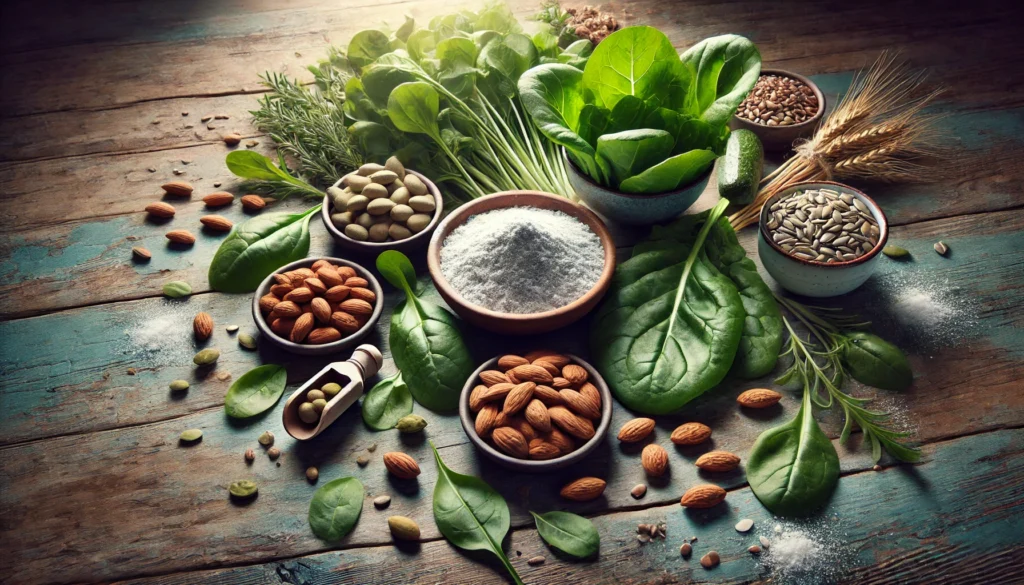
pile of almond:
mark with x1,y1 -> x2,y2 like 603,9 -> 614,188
470,351 -> 603,461
258,259 -> 377,345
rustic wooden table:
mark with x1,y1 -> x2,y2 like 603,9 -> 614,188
2,1 -> 1023,584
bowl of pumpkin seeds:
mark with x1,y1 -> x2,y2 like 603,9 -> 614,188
758,181 -> 888,297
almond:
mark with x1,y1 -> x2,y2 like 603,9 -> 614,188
273,273 -> 292,286
560,477 -> 606,501
223,132 -> 242,145
475,405 -> 499,437
330,311 -> 360,334
131,246 -> 151,260
200,215 -> 233,232
642,444 -> 669,477
503,382 -> 536,416
336,265 -> 357,280
695,451 -> 741,472
494,411 -> 510,427
310,297 -> 332,323
240,194 -> 266,211
482,382 -> 515,403
617,418 -> 656,443
383,452 -> 420,479
290,313 -> 315,343
161,181 -> 193,197
551,377 -> 572,389
670,422 -> 712,446
579,382 -> 602,412
492,427 -> 529,458
497,355 -> 529,370
202,192 -> 234,207
559,389 -> 601,420
548,406 -> 595,440
193,312 -> 213,340
528,439 -> 561,460
532,354 -> 570,368
524,349 -> 558,362
344,276 -> 369,288
145,201 -> 176,218
165,229 -> 195,244
506,369 -> 520,384
307,327 -> 341,344
533,385 -> 564,406
469,384 -> 489,412
680,484 -> 727,509
532,360 -> 560,377
270,283 -> 294,298
339,298 -> 373,316
349,287 -> 377,304
324,285 -> 351,302
479,370 -> 511,387
524,399 -> 552,433
259,294 -> 280,314
316,266 -> 344,287
737,388 -> 783,409
301,277 -> 326,296
311,260 -> 332,272
512,364 -> 554,384
270,318 -> 296,337
284,287 -> 314,303
509,416 -> 538,442
269,300 -> 302,319
292,267 -> 316,281
545,428 -> 575,454
562,364 -> 588,386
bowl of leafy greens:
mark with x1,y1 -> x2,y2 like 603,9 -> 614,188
519,26 -> 761,224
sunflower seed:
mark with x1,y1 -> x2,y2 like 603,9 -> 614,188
934,241 -> 949,255
765,188 -> 880,262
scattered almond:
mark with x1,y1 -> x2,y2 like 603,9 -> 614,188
145,201 -> 176,218
695,451 -> 741,472
200,215 -> 233,232
165,229 -> 195,245
202,192 -> 234,207
680,484 -> 727,509
223,133 -> 242,146
131,246 -> 152,260
383,452 -> 420,479
617,418 -> 656,443
670,422 -> 712,445
161,181 -> 193,197
737,388 -> 783,408
560,477 -> 606,501
641,443 -> 669,476
193,312 -> 213,340
241,194 -> 266,211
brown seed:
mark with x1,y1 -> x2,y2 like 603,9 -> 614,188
307,327 -> 341,344
528,438 -> 561,460
475,404 -> 500,437
531,354 -> 570,368
306,466 -> 319,482
670,422 -> 712,446
736,388 -> 783,409
270,300 -> 302,319
244,448 -> 255,463
700,551 -> 720,569
223,133 -> 242,145
680,485 -> 727,509
559,388 -> 601,420
349,287 -> 377,304
161,181 -> 194,197
336,265 -> 357,280
309,297 -> 332,323
550,377 -> 572,389
469,385 -> 489,412
270,283 -> 294,298
560,477 -> 606,501
492,427 -> 529,458
680,543 -> 692,557
579,382 -> 601,412
344,276 -> 369,289
290,313 -> 315,343
561,364 -> 588,385
548,406 -> 595,440
270,318 -> 296,337
545,428 -> 575,454
165,229 -> 195,245
532,385 -> 564,406
200,215 -> 233,232
267,447 -> 281,460
324,285 -> 351,302
618,418 -> 656,442
145,201 -> 176,218
503,382 -> 536,416
339,298 -> 373,316
524,399 -> 552,433
479,370 -> 511,386
748,545 -> 761,554
202,192 -> 234,207
508,417 -> 538,442
641,444 -> 669,476
383,452 -> 420,479
284,287 -> 314,303
131,246 -> 152,260
527,555 -> 545,566
631,484 -> 647,499
532,360 -> 560,377
695,451 -> 741,472
316,266 -> 344,287
481,382 -> 515,404
497,355 -> 529,370
330,311 -> 361,334
193,312 -> 214,340
240,194 -> 266,211
511,364 -> 554,384
303,277 -> 327,296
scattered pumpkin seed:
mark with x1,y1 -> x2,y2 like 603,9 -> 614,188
228,480 -> 258,499
179,429 -> 203,443
238,333 -> 257,350
882,245 -> 910,258
395,414 -> 427,434
169,379 -> 190,392
163,281 -> 192,298
193,348 -> 220,366
258,431 -> 274,446
631,483 -> 647,499
373,495 -> 392,509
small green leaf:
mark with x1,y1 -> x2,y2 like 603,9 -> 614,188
387,82 -> 442,139
841,332 -> 914,391
361,372 -> 414,430
225,150 -> 293,182
308,477 -> 364,541
531,511 -> 600,558
224,365 -> 288,418
347,30 -> 392,68
163,281 -> 192,298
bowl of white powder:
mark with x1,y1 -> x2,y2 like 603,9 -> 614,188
427,191 -> 616,335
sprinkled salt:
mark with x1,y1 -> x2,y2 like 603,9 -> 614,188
439,207 -> 604,314
760,520 -> 850,584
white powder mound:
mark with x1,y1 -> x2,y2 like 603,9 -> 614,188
122,302 -> 195,366
439,207 -> 605,314
871,267 -> 977,350
761,519 -> 850,585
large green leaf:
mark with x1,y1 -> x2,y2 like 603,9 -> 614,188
308,477 -> 364,541
387,82 -> 442,139
361,372 -> 414,430
581,26 -> 688,111
531,511 -> 599,558
208,206 -> 319,293
679,34 -> 761,126
595,129 -> 673,187
224,365 -> 288,418
617,148 -> 716,193
347,30 -> 392,68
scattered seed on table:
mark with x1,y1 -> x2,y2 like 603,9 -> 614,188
735,519 -> 754,533
749,545 -> 762,554
147,167 -> 157,173
213,182 -> 222,188
367,443 -> 378,452
631,484 -> 647,499
527,556 -> 545,566
373,495 -> 392,509
680,543 -> 692,558
173,169 -> 184,175
357,455 -> 369,466
700,551 -> 720,569
760,536 -> 771,549
201,115 -> 212,122
225,325 -> 239,333
934,241 -> 949,255
873,464 -> 882,471
267,447 -> 281,460
216,371 -> 231,381
132,247 -> 152,261
637,533 -> 651,543
306,467 -> 319,482
244,448 -> 255,463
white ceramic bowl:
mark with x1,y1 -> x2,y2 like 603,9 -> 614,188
758,181 -> 888,297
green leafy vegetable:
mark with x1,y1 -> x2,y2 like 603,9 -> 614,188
308,477 -> 364,541
208,205 -> 320,293
580,25 -> 687,111
746,386 -> 840,517
841,332 -> 913,391
679,34 -> 763,127
591,199 -> 745,413
361,372 -> 414,430
376,251 -> 474,411
224,151 -> 324,199
224,365 -> 288,418
431,443 -> 523,585
531,511 -> 599,558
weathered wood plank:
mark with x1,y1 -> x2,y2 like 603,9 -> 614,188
95,429 -> 1024,585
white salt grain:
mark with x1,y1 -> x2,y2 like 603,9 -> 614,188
439,207 -> 604,314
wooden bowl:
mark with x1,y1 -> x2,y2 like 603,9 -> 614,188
426,191 -> 616,335
730,68 -> 825,152
458,354 -> 613,472
321,170 -> 444,254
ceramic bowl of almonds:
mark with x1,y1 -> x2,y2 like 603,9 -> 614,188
251,257 -> 384,355
730,69 -> 824,152
321,157 -> 443,253
758,181 -> 888,297
459,351 -> 613,472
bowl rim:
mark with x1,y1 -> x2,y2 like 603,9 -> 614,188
321,169 -> 444,249
731,68 -> 826,131
251,256 -> 384,352
426,190 -> 616,323
562,147 -> 715,200
458,353 -> 613,469
758,180 -> 889,267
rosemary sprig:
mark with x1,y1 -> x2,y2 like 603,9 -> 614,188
775,295 -> 921,463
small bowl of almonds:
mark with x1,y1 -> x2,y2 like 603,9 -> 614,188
251,257 -> 384,355
731,69 -> 825,152
321,157 -> 443,253
459,351 -> 613,472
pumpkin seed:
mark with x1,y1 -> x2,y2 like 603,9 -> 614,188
169,380 -> 190,392
238,333 -> 257,350
179,429 -> 203,443
228,480 -> 258,499
193,348 -> 220,366
883,245 -> 910,258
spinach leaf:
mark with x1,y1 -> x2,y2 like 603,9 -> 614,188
747,388 -> 840,517
208,205 -> 320,293
224,364 -> 288,418
617,148 -> 716,193
308,477 -> 364,541
517,64 -> 599,175
590,200 -> 745,413
431,443 -> 523,585
377,251 -> 474,411
531,511 -> 599,559
679,34 -> 762,127
841,332 -> 913,391
595,129 -> 673,186
581,25 -> 688,111
387,82 -> 443,140
347,30 -> 392,68
361,371 -> 414,430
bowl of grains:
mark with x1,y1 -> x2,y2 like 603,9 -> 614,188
758,181 -> 888,297
426,191 -> 616,335
252,257 -> 384,355
459,351 -> 613,471
321,157 -> 443,253
732,69 -> 824,152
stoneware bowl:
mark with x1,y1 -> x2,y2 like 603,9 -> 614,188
730,68 -> 825,152
563,148 -> 712,225
321,170 -> 443,253
758,181 -> 888,297
426,190 -> 616,335
459,354 -> 613,472
251,257 -> 384,356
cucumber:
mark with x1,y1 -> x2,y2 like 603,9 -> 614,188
717,129 -> 764,205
